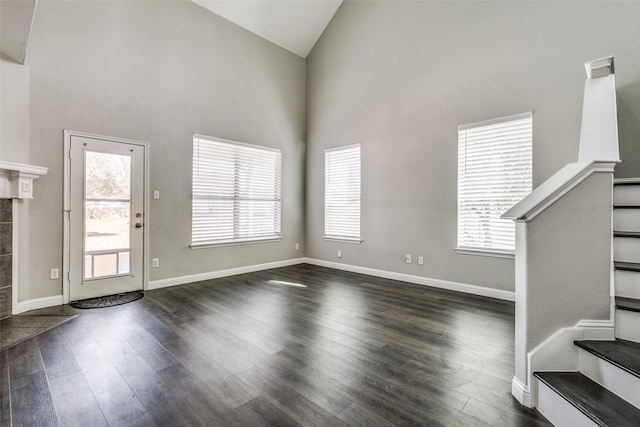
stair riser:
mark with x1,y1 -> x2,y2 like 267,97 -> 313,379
614,185 -> 640,207
614,238 -> 640,263
614,209 -> 640,233
616,270 -> 640,299
615,309 -> 640,343
536,379 -> 599,427
578,349 -> 640,409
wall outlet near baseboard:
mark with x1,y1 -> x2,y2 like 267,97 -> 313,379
404,254 -> 412,264
50,268 -> 59,280
418,256 -> 424,265
338,250 -> 342,258
152,258 -> 159,268
295,243 -> 299,250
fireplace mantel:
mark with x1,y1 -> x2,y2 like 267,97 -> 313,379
0,161 -> 48,199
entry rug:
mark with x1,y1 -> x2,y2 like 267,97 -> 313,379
70,290 -> 144,309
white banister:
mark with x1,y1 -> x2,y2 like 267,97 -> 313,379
578,56 -> 620,163
503,57 -> 619,408
502,161 -> 616,222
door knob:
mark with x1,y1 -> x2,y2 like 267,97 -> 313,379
135,223 -> 143,228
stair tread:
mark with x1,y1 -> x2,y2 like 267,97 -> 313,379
614,179 -> 640,185
534,371 -> 640,426
614,231 -> 640,238
614,205 -> 640,209
615,261 -> 640,272
616,296 -> 640,313
574,339 -> 640,379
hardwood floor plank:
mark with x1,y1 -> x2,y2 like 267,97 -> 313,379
160,337 -> 232,380
109,323 -> 180,372
37,327 -> 82,380
153,364 -> 241,425
202,372 -> 261,409
82,361 -> 156,426
4,264 -> 550,426
114,354 -> 204,426
337,402 -> 400,427
253,351 -> 354,415
235,396 -> 302,427
10,371 -> 58,427
235,366 -> 350,427
462,397 -> 550,427
8,337 -> 45,380
0,350 -> 11,427
7,338 -> 59,426
48,371 -> 109,427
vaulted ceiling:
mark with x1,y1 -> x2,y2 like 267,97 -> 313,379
0,0 -> 37,64
0,0 -> 341,64
192,0 -> 342,58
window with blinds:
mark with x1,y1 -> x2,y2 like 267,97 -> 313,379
457,113 -> 532,253
325,144 -> 361,241
192,134 -> 282,246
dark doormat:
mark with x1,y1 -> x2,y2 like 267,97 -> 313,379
70,291 -> 144,309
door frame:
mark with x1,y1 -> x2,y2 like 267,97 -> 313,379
63,130 -> 150,304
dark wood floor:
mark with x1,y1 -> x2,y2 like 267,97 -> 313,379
0,264 -> 550,426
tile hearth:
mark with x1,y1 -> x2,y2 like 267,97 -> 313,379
0,305 -> 78,352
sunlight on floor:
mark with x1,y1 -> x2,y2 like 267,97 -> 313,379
267,279 -> 307,288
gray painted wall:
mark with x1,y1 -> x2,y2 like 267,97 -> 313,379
525,172 -> 612,347
1,56 -> 29,163
513,171 -> 612,386
306,1 -> 640,292
22,0 -> 305,300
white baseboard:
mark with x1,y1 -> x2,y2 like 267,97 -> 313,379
512,376 -> 532,407
148,258 -> 306,290
303,258 -> 515,301
148,257 -> 516,303
12,295 -> 64,315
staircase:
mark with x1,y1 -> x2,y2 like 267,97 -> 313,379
535,179 -> 640,426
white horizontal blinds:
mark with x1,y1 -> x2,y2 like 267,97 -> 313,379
192,136 -> 281,245
325,144 -> 361,239
458,114 -> 532,252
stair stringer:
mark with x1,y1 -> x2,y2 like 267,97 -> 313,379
518,318 -> 614,408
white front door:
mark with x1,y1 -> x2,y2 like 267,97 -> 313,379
67,133 -> 146,301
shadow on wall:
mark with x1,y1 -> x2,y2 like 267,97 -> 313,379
616,80 -> 640,178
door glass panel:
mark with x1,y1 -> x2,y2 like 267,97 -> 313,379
84,151 -> 132,279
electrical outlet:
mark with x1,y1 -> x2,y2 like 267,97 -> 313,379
152,258 -> 159,268
418,256 -> 424,265
404,254 -> 412,264
50,268 -> 59,280
153,190 -> 160,199
295,243 -> 299,250
338,250 -> 342,258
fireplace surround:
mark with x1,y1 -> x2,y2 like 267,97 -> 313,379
0,161 -> 47,318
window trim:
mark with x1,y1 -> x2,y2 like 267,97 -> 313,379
454,247 -> 515,259
324,143 -> 362,241
457,112 -> 533,132
456,112 -> 532,256
191,133 -> 282,248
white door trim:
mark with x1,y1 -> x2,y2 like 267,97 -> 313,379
63,130 -> 150,304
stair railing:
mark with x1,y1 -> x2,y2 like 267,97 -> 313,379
502,56 -> 620,407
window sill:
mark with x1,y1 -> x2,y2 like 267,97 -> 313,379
323,236 -> 363,244
455,248 -> 515,259
191,237 -> 282,249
